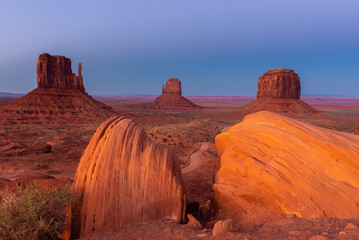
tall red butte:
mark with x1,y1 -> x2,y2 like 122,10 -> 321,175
0,53 -> 119,124
242,69 -> 318,115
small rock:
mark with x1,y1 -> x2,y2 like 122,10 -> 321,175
339,231 -> 346,235
29,143 -> 52,154
344,223 -> 359,231
212,219 -> 233,236
196,234 -> 208,238
309,235 -> 329,240
187,214 -> 202,228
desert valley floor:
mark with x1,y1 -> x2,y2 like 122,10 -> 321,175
1,96 -> 359,239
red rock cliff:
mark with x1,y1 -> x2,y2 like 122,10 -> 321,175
36,53 -> 84,91
257,69 -> 300,99
162,78 -> 182,95
72,117 -> 186,238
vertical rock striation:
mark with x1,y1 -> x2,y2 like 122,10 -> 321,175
162,78 -> 182,95
37,53 -> 84,91
257,69 -> 300,99
71,117 -> 186,238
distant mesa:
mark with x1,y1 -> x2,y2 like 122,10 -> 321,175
242,69 -> 318,115
214,111 -> 359,221
0,53 -> 120,124
127,78 -> 202,110
257,69 -> 300,99
71,116 -> 186,238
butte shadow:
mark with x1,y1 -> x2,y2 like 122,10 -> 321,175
242,69 -> 319,115
127,78 -> 202,110
0,53 -> 121,124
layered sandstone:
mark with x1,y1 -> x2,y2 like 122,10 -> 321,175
214,111 -> 359,219
37,53 -> 84,90
257,69 -> 300,99
0,53 -> 119,124
162,78 -> 182,95
242,69 -> 318,115
71,117 -> 186,238
127,78 -> 202,110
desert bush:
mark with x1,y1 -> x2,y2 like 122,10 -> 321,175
0,182 -> 75,240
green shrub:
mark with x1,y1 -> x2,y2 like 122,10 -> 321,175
0,182 -> 75,240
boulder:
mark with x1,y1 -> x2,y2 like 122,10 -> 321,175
212,219 -> 233,236
71,116 -> 186,238
344,223 -> 359,231
187,214 -> 202,228
213,111 -> 359,219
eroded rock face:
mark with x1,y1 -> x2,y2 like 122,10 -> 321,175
257,69 -> 300,99
72,117 -> 186,238
242,69 -> 318,115
37,53 -> 84,91
162,78 -> 182,95
0,53 -> 119,124
214,111 -> 359,220
127,77 -> 201,110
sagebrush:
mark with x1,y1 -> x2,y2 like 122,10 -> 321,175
0,182 -> 75,240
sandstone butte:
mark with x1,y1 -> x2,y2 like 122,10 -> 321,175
71,116 -> 186,238
242,69 -> 318,115
0,53 -> 119,124
128,78 -> 202,110
213,111 -> 359,220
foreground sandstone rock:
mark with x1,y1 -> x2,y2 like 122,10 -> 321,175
213,111 -> 359,219
0,53 -> 119,124
242,69 -> 318,115
128,78 -> 202,110
71,117 -> 186,238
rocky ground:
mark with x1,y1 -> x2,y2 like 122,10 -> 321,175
1,97 -> 359,239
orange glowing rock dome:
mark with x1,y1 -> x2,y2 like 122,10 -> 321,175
214,111 -> 359,219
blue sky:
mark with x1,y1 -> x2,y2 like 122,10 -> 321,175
0,0 -> 358,96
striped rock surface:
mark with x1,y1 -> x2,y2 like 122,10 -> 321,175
72,117 -> 186,238
214,111 -> 359,219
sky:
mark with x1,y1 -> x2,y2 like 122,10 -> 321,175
0,0 -> 358,96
